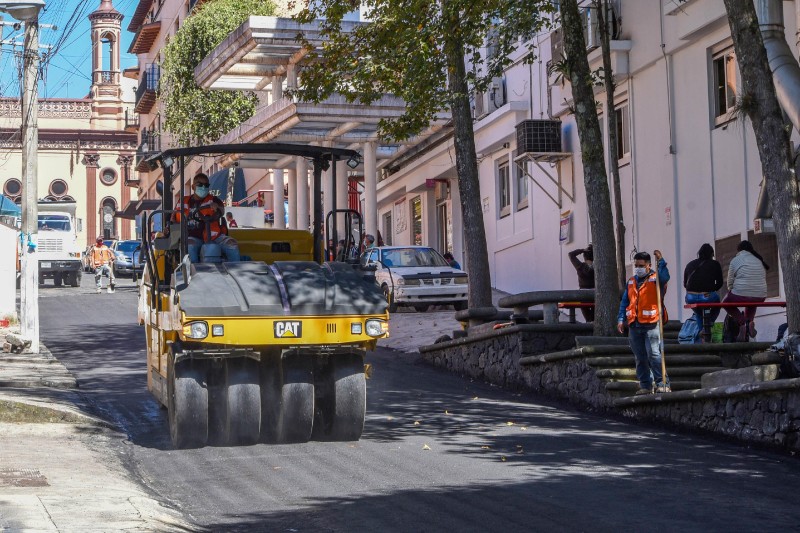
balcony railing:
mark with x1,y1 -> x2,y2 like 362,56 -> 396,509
93,70 -> 119,85
134,64 -> 160,114
124,109 -> 139,132
135,130 -> 161,172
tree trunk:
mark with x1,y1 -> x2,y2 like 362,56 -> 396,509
596,0 -> 627,291
443,8 -> 493,310
722,0 -> 800,334
561,0 -> 620,336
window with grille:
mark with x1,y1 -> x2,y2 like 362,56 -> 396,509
615,102 -> 630,161
712,48 -> 737,126
498,162 -> 510,218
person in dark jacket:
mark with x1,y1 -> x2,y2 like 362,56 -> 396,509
683,243 -> 724,342
568,244 -> 594,321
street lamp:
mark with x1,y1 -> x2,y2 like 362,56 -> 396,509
0,1 -> 44,21
0,0 -> 44,353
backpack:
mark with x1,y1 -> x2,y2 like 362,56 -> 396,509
678,314 -> 702,344
722,315 -> 740,343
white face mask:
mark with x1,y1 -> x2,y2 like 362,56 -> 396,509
634,267 -> 648,278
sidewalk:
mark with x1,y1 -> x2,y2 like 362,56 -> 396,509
0,327 -> 190,532
378,288 -> 510,352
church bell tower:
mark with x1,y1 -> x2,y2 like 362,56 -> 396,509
88,0 -> 124,128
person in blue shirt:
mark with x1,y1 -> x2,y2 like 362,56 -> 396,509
443,252 -> 461,270
617,250 -> 671,394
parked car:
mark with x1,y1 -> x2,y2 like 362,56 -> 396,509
111,239 -> 144,278
361,246 -> 468,312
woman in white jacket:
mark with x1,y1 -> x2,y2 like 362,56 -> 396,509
722,240 -> 769,341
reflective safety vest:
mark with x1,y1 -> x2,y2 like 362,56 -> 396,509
90,245 -> 113,267
175,194 -> 223,241
624,271 -> 668,325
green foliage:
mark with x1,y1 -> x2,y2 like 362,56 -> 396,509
294,0 -> 555,141
160,0 -> 277,146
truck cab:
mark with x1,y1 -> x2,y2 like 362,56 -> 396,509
37,200 -> 82,287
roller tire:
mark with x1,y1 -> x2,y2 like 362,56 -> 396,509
413,304 -> 429,313
382,284 -> 398,313
277,353 -> 314,443
69,272 -> 80,287
53,274 -> 62,287
225,358 -> 261,446
168,357 -> 209,449
328,352 -> 366,441
453,301 -> 468,311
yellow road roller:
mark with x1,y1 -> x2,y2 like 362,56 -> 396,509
137,144 -> 388,448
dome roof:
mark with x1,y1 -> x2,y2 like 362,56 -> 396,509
95,0 -> 119,15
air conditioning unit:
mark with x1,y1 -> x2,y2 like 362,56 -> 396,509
516,120 -> 563,154
472,77 -> 506,119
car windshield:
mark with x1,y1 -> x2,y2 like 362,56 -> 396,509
382,248 -> 450,268
38,215 -> 70,231
117,241 -> 139,252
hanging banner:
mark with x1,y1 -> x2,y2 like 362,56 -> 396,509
559,210 -> 572,244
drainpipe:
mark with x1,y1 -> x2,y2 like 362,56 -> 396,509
753,0 -> 800,222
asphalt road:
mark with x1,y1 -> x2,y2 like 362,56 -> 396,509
39,274 -> 800,532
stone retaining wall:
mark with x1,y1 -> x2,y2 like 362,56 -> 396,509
419,324 -> 611,409
615,379 -> 800,451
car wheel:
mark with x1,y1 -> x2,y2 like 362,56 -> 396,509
382,284 -> 398,313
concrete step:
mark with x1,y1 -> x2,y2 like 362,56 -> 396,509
751,351 -> 783,365
574,336 -> 680,347
604,380 -> 701,392
586,354 -> 723,367
595,366 -> 723,379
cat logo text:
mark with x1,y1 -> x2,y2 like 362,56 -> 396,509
274,321 -> 302,338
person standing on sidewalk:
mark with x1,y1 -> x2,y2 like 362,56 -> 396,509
617,250 -> 671,394
722,240 -> 768,341
90,237 -> 115,294
568,244 -> 595,321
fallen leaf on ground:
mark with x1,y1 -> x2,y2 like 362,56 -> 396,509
422,444 -> 431,450
472,396 -> 479,400
480,445 -> 490,450
414,420 -> 421,426
501,456 -> 507,462
445,410 -> 450,415
506,421 -> 514,426
386,416 -> 393,421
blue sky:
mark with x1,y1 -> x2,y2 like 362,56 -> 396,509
0,0 -> 138,99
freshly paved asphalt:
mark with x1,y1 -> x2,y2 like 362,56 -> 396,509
39,274 -> 800,531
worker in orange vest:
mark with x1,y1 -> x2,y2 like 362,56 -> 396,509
617,250 -> 671,395
90,236 -> 115,294
173,173 -> 240,263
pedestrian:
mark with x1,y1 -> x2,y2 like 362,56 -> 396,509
225,212 -> 238,228
443,252 -> 461,270
90,236 -> 115,294
683,243 -> 724,342
326,238 -> 336,261
722,240 -> 768,341
617,250 -> 671,394
568,244 -> 594,321
364,233 -> 376,250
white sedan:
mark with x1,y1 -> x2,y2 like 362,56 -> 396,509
361,246 -> 468,312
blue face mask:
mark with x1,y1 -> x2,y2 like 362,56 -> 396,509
634,267 -> 648,278
195,185 -> 209,197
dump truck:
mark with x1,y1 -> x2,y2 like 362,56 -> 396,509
37,200 -> 83,287
138,144 -> 388,448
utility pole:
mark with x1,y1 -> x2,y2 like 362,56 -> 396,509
1,1 -> 45,353
20,9 -> 39,352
